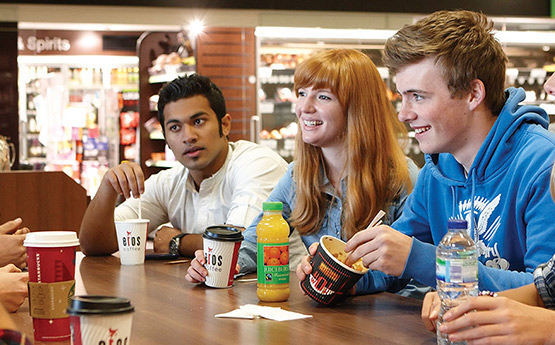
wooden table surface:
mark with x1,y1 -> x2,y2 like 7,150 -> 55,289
12,253 -> 437,345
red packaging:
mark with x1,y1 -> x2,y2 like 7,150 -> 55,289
120,111 -> 139,128
120,128 -> 136,145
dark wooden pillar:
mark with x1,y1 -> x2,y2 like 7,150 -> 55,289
196,27 -> 256,141
0,22 -> 19,169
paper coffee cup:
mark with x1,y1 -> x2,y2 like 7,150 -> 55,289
24,231 -> 80,342
67,295 -> 134,345
301,235 -> 368,305
202,225 -> 243,288
115,219 -> 149,265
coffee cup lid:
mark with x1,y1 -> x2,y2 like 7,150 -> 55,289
203,225 -> 244,242
67,296 -> 134,315
114,219 -> 150,224
24,231 -> 80,248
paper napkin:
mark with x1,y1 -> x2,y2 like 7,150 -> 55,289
215,304 -> 312,321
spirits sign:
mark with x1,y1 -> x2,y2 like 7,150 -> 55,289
18,29 -> 138,56
19,34 -> 71,54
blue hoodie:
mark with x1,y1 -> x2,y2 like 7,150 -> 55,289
357,87 -> 555,294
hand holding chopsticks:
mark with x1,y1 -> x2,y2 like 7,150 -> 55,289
344,210 -> 386,267
344,209 -> 413,277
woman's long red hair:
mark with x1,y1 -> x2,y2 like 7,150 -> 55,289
290,49 -> 411,239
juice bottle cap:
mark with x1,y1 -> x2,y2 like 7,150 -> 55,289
263,202 -> 283,211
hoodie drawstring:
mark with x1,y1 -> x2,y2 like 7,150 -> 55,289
451,185 -> 457,217
471,173 -> 477,242
451,174 -> 477,242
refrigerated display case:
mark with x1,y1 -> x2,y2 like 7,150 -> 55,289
257,58 -> 298,162
18,56 -> 139,196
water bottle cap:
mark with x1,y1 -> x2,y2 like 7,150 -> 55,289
263,202 -> 283,211
447,219 -> 468,229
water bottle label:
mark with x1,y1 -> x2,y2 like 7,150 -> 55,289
436,258 -> 477,284
257,242 -> 289,284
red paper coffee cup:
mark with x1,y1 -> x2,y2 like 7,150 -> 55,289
24,231 -> 80,342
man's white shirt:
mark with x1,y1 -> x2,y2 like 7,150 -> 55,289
115,140 -> 288,234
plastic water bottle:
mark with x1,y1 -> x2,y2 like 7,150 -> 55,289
436,219 -> 478,345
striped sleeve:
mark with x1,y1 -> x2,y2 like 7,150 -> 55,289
534,254 -> 555,310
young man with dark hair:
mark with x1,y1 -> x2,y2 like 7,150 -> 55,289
80,74 -> 288,257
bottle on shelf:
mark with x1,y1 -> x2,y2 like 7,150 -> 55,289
256,201 -> 290,302
436,219 -> 478,345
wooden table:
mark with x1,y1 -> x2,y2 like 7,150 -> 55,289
12,253 -> 436,344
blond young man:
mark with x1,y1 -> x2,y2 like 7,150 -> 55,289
342,10 -> 555,295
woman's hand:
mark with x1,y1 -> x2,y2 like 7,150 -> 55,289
295,242 -> 318,294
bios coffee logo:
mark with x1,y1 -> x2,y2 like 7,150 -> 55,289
205,247 -> 223,272
95,327 -> 128,345
121,231 -> 141,251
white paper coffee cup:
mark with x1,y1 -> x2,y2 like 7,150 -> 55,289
114,219 -> 149,265
202,225 -> 243,288
67,296 -> 134,345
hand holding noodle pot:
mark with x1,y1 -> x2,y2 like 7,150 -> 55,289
301,236 -> 368,305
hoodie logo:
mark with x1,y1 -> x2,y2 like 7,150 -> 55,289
459,193 -> 509,270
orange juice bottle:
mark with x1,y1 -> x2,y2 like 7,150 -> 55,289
256,202 -> 290,302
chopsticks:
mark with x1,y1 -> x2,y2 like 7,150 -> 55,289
345,210 -> 386,264
366,210 -> 386,230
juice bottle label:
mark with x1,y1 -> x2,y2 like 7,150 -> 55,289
257,242 -> 289,284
